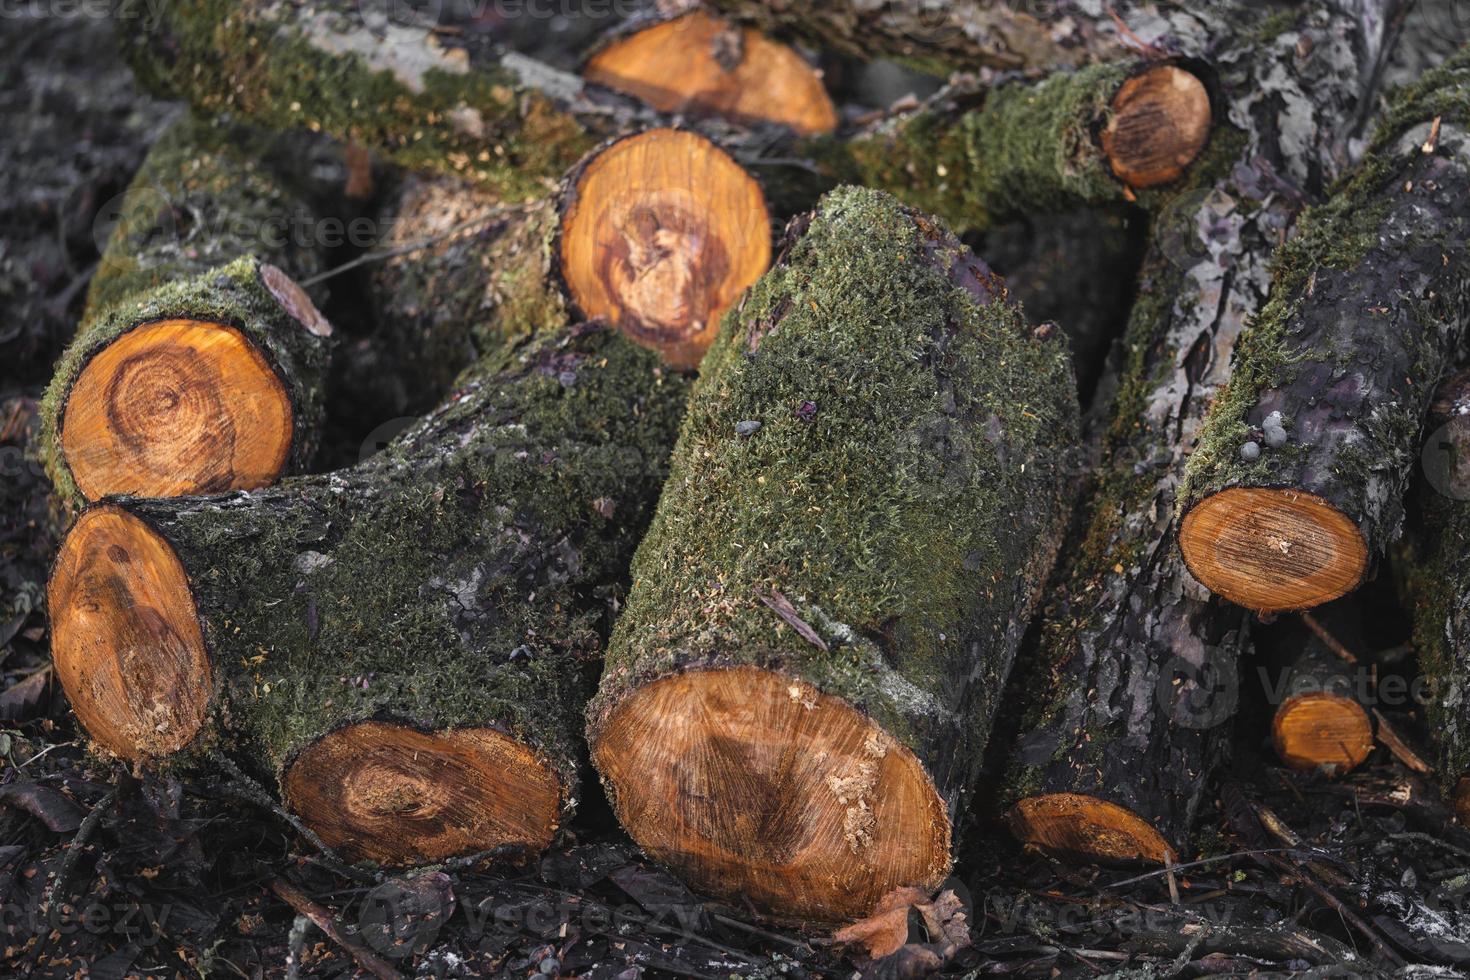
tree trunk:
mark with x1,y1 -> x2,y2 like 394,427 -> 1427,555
1179,49 -> 1470,614
47,324 -> 689,867
1267,604 -> 1374,775
1397,366 -> 1470,794
360,127 -> 772,408
1001,3 -> 1393,867
585,186 -> 1081,924
38,115 -> 336,511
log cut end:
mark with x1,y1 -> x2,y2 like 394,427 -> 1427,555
591,667 -> 950,923
559,129 -> 771,371
60,317 -> 297,500
1272,693 -> 1373,773
584,12 -> 838,135
1100,65 -> 1212,189
48,505 -> 212,761
1179,488 -> 1368,612
1006,794 -> 1176,866
281,721 -> 562,867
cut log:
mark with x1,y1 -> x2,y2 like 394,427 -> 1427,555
586,186 -> 1081,922
584,10 -> 838,135
1000,5 -> 1392,868
39,116 -> 335,510
1397,366 -> 1470,793
1179,51 -> 1470,613
364,128 -> 771,401
837,61 -> 1211,232
48,324 -> 688,864
1269,604 -> 1374,775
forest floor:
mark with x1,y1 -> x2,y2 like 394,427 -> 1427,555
5,7 -> 1470,979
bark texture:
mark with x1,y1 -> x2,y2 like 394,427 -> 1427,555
54,324 -> 687,840
1002,1 -> 1394,864
586,186 -> 1080,921
1398,367 -> 1470,793
1179,48 -> 1470,613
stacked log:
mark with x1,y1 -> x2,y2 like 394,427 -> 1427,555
1179,48 -> 1470,613
1268,604 -> 1375,775
48,325 -> 687,865
40,116 -> 335,510
585,186 -> 1081,922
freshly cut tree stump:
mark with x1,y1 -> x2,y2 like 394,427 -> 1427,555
584,11 -> 838,135
40,116 -> 334,510
586,187 -> 1081,922
1179,53 -> 1470,613
1270,604 -> 1374,774
1398,367 -> 1470,793
49,325 -> 687,864
838,61 -> 1211,232
365,128 -> 771,403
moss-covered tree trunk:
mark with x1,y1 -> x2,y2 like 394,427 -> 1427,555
1002,3 -> 1393,867
40,116 -> 336,510
585,186 -> 1081,924
1398,367 -> 1470,793
1179,49 -> 1470,615
47,324 -> 688,867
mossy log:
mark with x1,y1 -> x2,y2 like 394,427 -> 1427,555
583,10 -> 837,135
1001,5 -> 1391,868
1268,603 -> 1374,775
585,186 -> 1081,923
39,115 -> 335,510
364,128 -> 771,404
1397,367 -> 1470,794
1179,51 -> 1470,614
48,324 -> 688,865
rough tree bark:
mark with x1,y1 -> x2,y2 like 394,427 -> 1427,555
1179,48 -> 1470,614
585,186 -> 1081,923
47,324 -> 688,866
1397,366 -> 1470,794
39,115 -> 335,510
361,127 -> 771,409
1002,1 -> 1396,866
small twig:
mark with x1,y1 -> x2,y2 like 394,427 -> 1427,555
1373,709 -> 1433,774
299,204 -> 533,287
1301,611 -> 1358,664
1104,848 -> 1310,888
42,779 -> 124,911
271,879 -> 403,980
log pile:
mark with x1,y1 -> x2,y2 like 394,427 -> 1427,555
38,0 -> 1470,931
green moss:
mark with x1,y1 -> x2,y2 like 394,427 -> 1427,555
591,186 -> 1079,777
118,0 -> 593,199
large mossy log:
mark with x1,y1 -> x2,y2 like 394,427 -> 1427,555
363,128 -> 771,406
1398,367 -> 1470,793
1001,5 -> 1390,867
1179,49 -> 1470,614
48,324 -> 688,865
40,116 -> 335,510
585,186 -> 1081,923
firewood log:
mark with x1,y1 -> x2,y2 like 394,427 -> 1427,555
364,128 -> 771,407
583,9 -> 838,135
1001,6 -> 1394,868
1269,603 -> 1374,775
585,186 -> 1081,923
47,325 -> 687,865
1179,48 -> 1470,613
1398,366 -> 1470,793
40,116 -> 335,510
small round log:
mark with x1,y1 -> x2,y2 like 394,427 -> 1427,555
1270,605 -> 1374,775
584,11 -> 838,135
586,187 -> 1080,922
